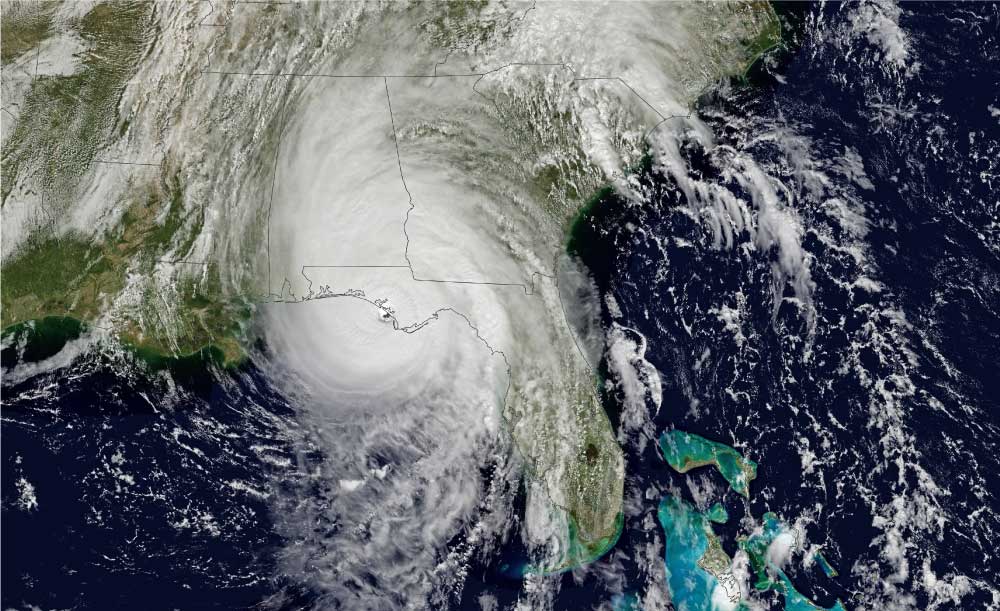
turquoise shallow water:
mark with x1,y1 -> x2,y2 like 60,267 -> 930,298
656,432 -> 847,611
741,513 -> 847,611
814,552 -> 838,578
780,573 -> 847,611
657,429 -> 757,498
657,495 -> 719,611
707,502 -> 729,524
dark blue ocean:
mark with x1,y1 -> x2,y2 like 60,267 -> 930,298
531,2 -> 1000,609
3,3 -> 999,610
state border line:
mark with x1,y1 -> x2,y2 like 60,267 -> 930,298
218,6 -> 702,525
198,0 -> 294,28
215,64 -> 683,299
91,159 -> 163,167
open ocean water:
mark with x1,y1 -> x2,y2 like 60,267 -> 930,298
3,3 -> 999,610
559,2 -> 1000,609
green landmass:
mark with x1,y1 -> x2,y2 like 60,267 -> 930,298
698,528 -> 733,577
563,417 -> 624,563
655,432 -> 848,610
1,233 -> 107,325
737,0 -> 783,78
419,0 -> 523,62
1,174 -> 247,364
505,377 -> 624,574
657,494 -> 733,610
565,184 -> 614,256
739,513 -> 847,611
707,502 -> 729,524
1,2 -> 249,364
557,0 -> 783,567
2,1 -> 155,205
654,482 -> 848,611
659,429 -> 758,497
0,315 -> 235,372
814,551 -> 839,578
0,1 -> 59,64
529,510 -> 624,575
567,508 -> 624,569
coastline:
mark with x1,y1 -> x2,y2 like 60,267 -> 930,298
1,315 -> 245,371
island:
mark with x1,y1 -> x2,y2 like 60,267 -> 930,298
659,429 -> 758,497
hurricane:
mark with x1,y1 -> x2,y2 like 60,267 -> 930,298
2,2 -> 998,610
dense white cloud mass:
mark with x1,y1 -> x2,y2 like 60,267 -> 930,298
0,1 -> 786,607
